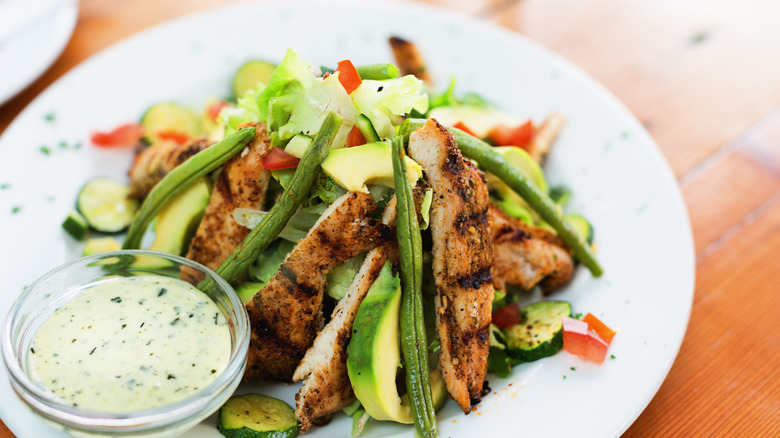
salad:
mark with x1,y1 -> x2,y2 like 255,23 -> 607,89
65,37 -> 613,438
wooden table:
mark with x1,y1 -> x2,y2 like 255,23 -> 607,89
2,0 -> 778,436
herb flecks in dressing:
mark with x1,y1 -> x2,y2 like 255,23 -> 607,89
28,275 -> 231,412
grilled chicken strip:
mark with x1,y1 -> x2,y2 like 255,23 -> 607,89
407,119 -> 494,413
128,137 -> 212,198
186,124 -> 271,271
389,36 -> 432,84
244,191 -> 391,382
292,183 -> 431,430
293,199 -> 399,431
488,203 -> 574,292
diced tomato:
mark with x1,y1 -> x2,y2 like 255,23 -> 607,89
261,147 -> 300,170
347,125 -> 367,147
562,316 -> 608,364
335,60 -> 362,94
453,121 -> 478,138
487,120 -> 535,148
582,313 -> 616,344
206,100 -> 229,123
90,123 -> 144,147
492,302 -> 523,330
156,131 -> 190,145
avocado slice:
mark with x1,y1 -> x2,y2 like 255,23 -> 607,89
487,146 -> 549,223
322,142 -> 422,193
149,177 -> 210,255
347,262 -> 448,423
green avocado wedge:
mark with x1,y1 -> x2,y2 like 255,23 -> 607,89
148,177 -> 210,256
347,262 -> 448,424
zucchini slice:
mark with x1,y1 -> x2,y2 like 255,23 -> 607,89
77,178 -> 139,233
503,301 -> 571,362
62,210 -> 89,240
233,60 -> 276,98
140,102 -> 202,145
354,114 -> 380,143
218,393 -> 299,438
83,237 -> 121,256
565,214 -> 594,244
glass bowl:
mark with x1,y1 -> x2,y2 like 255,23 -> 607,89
1,250 -> 250,438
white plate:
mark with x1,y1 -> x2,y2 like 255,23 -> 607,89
0,1 -> 695,437
0,0 -> 78,106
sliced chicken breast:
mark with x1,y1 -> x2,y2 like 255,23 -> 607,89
488,203 -> 574,292
407,119 -> 494,413
128,137 -> 212,199
186,124 -> 271,271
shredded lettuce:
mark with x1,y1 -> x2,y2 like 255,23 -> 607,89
219,85 -> 264,135
428,76 -> 490,113
351,75 -> 428,139
326,252 -> 366,300
232,203 -> 327,243
256,48 -> 357,147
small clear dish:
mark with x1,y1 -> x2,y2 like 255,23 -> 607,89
2,250 -> 250,438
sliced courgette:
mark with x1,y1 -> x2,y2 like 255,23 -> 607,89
77,178 -> 139,233
140,102 -> 202,145
233,60 -> 277,98
218,393 -> 299,438
62,210 -> 88,240
354,114 -> 381,143
83,237 -> 121,256
503,300 -> 571,362
565,214 -> 594,244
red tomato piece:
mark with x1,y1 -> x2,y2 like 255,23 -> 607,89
582,313 -> 617,344
156,131 -> 190,145
206,100 -> 229,123
335,60 -> 362,94
562,316 -> 608,364
261,147 -> 300,170
492,302 -> 523,330
487,120 -> 535,148
90,123 -> 144,147
453,121 -> 478,138
347,125 -> 367,147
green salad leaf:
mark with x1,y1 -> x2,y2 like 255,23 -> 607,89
351,76 -> 428,139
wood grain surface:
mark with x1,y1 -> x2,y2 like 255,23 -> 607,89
2,0 -> 779,437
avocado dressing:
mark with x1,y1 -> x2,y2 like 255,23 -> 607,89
27,275 -> 231,412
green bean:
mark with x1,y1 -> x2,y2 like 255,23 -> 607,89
123,128 -> 256,250
213,112 -> 343,285
399,119 -> 604,277
356,63 -> 400,80
392,136 -> 438,438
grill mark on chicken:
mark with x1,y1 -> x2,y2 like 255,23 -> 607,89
185,124 -> 271,271
128,137 -> 212,198
487,203 -> 574,292
244,191 -> 390,383
407,119 -> 494,414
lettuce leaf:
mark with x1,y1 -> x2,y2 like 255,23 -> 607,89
351,75 -> 429,139
256,48 -> 357,148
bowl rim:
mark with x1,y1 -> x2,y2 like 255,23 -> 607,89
1,249 -> 250,432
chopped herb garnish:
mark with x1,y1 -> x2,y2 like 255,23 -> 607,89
573,312 -> 583,319
570,367 -> 576,371
44,112 -> 56,122
157,287 -> 167,297
111,297 -> 122,303
167,374 -> 176,380
140,322 -> 145,328
0,183 -> 10,190
121,324 -> 127,329
611,354 -> 616,359
30,347 -> 35,354
214,312 -> 219,325
11,206 -> 21,214
40,146 -> 51,155
89,347 -> 97,355
211,369 -> 217,374
58,141 -> 68,149
170,317 -> 180,325
563,375 -> 567,380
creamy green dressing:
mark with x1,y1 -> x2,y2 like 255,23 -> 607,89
28,275 -> 231,412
